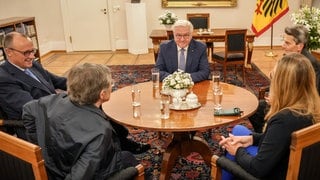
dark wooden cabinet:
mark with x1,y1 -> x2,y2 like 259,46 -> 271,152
0,17 -> 40,63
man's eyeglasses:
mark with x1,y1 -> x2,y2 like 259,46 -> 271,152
175,34 -> 190,39
8,48 -> 37,57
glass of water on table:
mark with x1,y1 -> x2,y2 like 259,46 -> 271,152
151,68 -> 160,88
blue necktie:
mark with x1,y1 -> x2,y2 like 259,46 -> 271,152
179,48 -> 186,71
25,69 -> 40,82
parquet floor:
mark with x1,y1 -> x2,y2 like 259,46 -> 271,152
41,46 -> 284,77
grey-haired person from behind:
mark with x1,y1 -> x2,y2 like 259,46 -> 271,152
23,63 -> 142,179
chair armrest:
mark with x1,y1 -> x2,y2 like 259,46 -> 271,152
258,86 -> 269,100
0,119 -> 24,127
213,155 -> 259,180
135,164 -> 145,180
211,155 -> 222,180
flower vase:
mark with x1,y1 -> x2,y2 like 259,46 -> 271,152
170,89 -> 188,109
164,25 -> 173,39
164,24 -> 173,31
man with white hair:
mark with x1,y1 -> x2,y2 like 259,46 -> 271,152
155,19 -> 210,83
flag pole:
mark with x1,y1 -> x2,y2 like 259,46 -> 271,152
265,24 -> 277,57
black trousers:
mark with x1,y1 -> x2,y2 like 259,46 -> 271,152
248,100 -> 269,133
107,116 -> 139,151
109,119 -> 129,138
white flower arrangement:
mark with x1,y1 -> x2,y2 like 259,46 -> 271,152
291,6 -> 320,50
162,70 -> 194,90
158,10 -> 178,25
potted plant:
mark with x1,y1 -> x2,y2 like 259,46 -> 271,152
158,10 -> 178,30
291,5 -> 320,51
162,70 -> 194,108
162,70 -> 194,90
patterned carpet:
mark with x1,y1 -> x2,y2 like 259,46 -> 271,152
110,63 -> 270,96
109,64 -> 270,180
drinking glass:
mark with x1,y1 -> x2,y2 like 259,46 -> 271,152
151,68 -> 160,88
131,84 -> 141,106
160,94 -> 170,119
153,87 -> 160,99
213,87 -> 223,111
212,71 -> 220,89
133,105 -> 141,118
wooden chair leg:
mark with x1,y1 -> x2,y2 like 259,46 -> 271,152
213,61 -> 216,72
158,132 -> 162,139
242,65 -> 245,84
223,65 -> 227,82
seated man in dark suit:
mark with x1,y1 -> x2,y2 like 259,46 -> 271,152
0,32 -> 67,139
0,31 -> 149,154
23,63 -> 140,179
155,19 -> 210,83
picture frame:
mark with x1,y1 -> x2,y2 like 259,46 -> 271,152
161,0 -> 237,8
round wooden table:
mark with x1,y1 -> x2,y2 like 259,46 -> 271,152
102,80 -> 258,179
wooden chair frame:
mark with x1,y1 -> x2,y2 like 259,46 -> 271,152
258,86 -> 269,100
186,13 -> 213,59
212,29 -> 247,83
0,130 -> 145,180
0,131 -> 48,180
286,122 -> 320,179
211,123 -> 320,180
186,13 -> 210,30
135,164 -> 145,180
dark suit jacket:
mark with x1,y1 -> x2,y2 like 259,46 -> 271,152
23,94 -> 125,179
155,39 -> 210,83
301,48 -> 320,95
0,60 -> 67,120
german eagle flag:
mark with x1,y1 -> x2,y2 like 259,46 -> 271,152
251,0 -> 289,37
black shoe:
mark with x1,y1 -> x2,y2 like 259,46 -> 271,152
121,138 -> 151,154
131,143 -> 151,154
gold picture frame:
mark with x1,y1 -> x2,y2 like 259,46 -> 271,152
162,0 -> 237,8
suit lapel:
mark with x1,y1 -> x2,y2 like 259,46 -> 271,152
3,61 -> 54,94
186,40 -> 197,72
167,41 -> 179,71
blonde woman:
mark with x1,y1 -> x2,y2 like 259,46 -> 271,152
219,53 -> 320,179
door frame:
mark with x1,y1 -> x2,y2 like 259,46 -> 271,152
60,0 -> 116,52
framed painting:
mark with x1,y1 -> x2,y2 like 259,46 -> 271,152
162,0 -> 237,8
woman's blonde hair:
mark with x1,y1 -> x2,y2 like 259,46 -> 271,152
67,63 -> 112,105
265,53 -> 320,123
